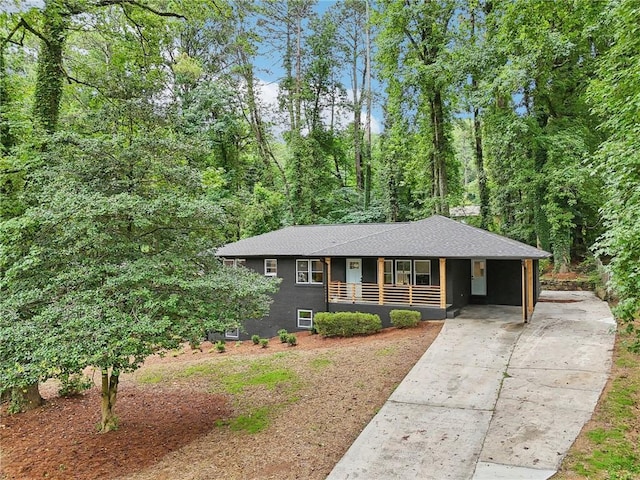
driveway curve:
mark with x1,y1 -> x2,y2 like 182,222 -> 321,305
327,291 -> 616,480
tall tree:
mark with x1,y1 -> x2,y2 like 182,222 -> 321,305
588,0 -> 640,340
481,0 -> 605,270
376,0 -> 457,217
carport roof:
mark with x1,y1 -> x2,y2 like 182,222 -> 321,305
216,215 -> 551,260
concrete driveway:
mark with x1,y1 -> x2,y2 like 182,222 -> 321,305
327,291 -> 616,480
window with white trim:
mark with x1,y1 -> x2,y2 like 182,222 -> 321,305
395,260 -> 412,285
264,259 -> 277,276
224,327 -> 239,339
414,260 -> 432,285
297,309 -> 313,329
296,259 -> 324,284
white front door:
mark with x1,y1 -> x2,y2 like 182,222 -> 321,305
471,259 -> 487,296
346,258 -> 362,299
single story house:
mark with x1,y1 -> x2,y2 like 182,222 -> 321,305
216,215 -> 550,340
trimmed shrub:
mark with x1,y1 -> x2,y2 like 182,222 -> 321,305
259,338 -> 269,348
278,329 -> 289,343
390,309 -> 421,329
314,312 -> 382,337
286,334 -> 297,346
251,334 -> 260,345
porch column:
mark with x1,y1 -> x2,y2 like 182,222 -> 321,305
439,258 -> 446,309
521,260 -> 527,322
326,257 -> 332,302
377,257 -> 385,305
526,258 -> 534,318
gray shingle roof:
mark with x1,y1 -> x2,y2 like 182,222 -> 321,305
216,215 -> 550,260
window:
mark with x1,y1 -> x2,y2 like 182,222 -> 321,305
296,259 -> 324,284
264,259 -> 277,276
414,260 -> 431,285
223,258 -> 246,267
384,260 -> 393,284
224,327 -> 239,339
395,260 -> 412,285
297,309 -> 313,329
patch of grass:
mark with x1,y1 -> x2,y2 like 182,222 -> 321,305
222,367 -> 296,394
137,371 -> 164,384
179,363 -> 221,378
586,427 -> 625,445
310,357 -> 333,370
229,407 -> 271,434
375,346 -> 397,357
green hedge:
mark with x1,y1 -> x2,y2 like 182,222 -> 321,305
314,312 -> 382,337
390,309 -> 421,329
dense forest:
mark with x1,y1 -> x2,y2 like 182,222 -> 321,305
1,0 -> 639,424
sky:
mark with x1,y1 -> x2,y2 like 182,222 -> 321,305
251,0 -> 383,135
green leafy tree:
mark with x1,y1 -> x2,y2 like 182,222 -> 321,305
588,0 -> 640,340
0,130 -> 278,431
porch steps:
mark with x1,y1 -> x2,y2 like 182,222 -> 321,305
446,306 -> 461,318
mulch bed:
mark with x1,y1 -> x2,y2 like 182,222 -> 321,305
1,388 -> 230,480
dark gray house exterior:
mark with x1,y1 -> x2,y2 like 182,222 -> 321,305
216,215 -> 550,340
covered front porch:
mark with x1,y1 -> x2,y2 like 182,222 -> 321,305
326,257 -> 448,310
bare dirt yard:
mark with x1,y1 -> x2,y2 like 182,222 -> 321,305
1,321 -> 442,480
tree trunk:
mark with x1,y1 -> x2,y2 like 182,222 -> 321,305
473,107 -> 489,228
34,1 -> 68,134
470,9 -> 489,229
100,368 -> 119,433
431,91 -> 449,216
8,383 -> 43,412
352,20 -> 363,191
364,0 -> 372,208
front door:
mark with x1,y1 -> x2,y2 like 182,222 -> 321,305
346,258 -> 362,300
471,259 -> 487,296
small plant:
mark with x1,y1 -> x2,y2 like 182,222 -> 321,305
215,341 -> 226,353
286,334 -> 297,346
390,309 -> 421,329
259,338 -> 269,348
59,373 -> 93,397
278,329 -> 289,343
235,341 -> 243,347
251,334 -> 260,345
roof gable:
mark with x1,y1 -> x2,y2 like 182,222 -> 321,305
216,215 -> 550,260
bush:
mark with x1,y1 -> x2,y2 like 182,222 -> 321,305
215,341 -> 226,353
314,312 -> 382,337
390,310 -> 421,329
251,334 -> 260,345
286,334 -> 297,346
259,338 -> 269,348
59,373 -> 93,397
278,329 -> 289,343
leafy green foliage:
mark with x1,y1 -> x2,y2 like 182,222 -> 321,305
588,0 -> 640,337
390,310 -> 421,329
58,373 -> 93,398
314,312 -> 382,337
278,329 -> 289,343
0,130 -> 278,393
